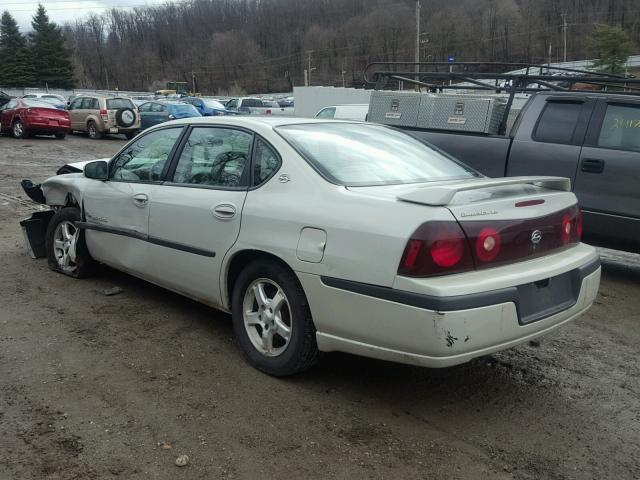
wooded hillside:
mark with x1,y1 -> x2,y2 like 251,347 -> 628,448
62,0 -> 640,94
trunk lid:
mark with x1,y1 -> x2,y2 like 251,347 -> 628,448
350,176 -> 581,275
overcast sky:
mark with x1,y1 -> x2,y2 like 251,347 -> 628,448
7,0 -> 186,30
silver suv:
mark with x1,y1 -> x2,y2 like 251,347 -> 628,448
68,95 -> 140,139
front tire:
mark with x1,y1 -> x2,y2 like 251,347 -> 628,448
45,207 -> 96,278
232,259 -> 319,376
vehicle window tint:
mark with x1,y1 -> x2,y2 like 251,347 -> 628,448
70,98 -> 82,110
253,138 -> 280,186
5,99 -> 17,109
173,127 -> 252,188
138,102 -> 152,112
316,107 -> 336,119
597,104 -> 640,152
106,98 -> 135,110
23,94 -> 35,98
534,101 -> 582,144
226,99 -> 238,109
110,127 -> 182,182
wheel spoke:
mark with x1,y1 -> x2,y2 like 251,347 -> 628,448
61,253 -> 70,267
261,327 -> 275,353
245,310 -> 262,327
270,289 -> 286,314
274,317 -> 291,341
253,283 -> 268,307
54,239 -> 66,251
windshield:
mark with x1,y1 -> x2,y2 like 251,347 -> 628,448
203,99 -> 225,109
106,98 -> 135,110
276,123 -> 480,186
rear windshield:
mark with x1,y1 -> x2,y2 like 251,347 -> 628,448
106,98 -> 135,110
276,123 -> 480,186
242,98 -> 264,108
203,99 -> 225,109
169,104 -> 200,115
23,99 -> 57,109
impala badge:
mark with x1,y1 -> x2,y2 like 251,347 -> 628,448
531,230 -> 542,244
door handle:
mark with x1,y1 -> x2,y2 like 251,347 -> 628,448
581,158 -> 605,174
212,203 -> 236,220
132,193 -> 149,207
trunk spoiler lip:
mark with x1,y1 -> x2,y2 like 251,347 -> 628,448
397,176 -> 572,207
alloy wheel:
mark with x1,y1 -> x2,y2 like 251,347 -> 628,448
13,122 -> 23,138
242,278 -> 292,357
53,220 -> 79,273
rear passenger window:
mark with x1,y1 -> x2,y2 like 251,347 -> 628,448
534,102 -> 582,144
172,127 -> 252,188
252,138 -> 281,186
597,104 -> 640,152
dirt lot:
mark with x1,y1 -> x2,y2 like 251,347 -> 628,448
0,133 -> 639,480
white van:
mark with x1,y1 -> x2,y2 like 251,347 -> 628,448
315,104 -> 369,121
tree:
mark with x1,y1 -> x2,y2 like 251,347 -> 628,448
589,24 -> 635,74
0,11 -> 34,87
29,4 -> 75,88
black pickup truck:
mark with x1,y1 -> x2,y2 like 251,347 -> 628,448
402,91 -> 640,253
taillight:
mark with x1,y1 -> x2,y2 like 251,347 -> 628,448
398,205 -> 582,278
398,221 -> 474,277
561,214 -> 572,244
575,210 -> 583,241
100,108 -> 108,121
266,109 -> 272,115
475,227 -> 501,262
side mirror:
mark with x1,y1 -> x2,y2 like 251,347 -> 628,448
84,160 -> 108,180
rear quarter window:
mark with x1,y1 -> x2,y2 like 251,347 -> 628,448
534,101 -> 582,144
106,98 -> 135,110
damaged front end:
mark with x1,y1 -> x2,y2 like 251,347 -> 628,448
19,164 -> 81,258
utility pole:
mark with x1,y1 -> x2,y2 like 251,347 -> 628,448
561,13 -> 568,63
307,50 -> 315,86
415,0 -> 421,89
341,57 -> 347,88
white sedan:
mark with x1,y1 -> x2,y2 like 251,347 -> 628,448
27,117 -> 601,376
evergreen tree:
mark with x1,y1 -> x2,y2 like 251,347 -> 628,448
29,4 -> 75,88
0,11 -> 34,87
590,25 -> 635,74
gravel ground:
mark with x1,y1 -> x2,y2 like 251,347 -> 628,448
0,133 -> 639,480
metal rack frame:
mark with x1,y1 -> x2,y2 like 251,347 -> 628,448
363,62 -> 640,135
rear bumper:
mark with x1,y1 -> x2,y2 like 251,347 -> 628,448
298,246 -> 600,368
24,120 -> 70,133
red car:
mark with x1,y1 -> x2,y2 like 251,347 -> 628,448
0,98 -> 70,139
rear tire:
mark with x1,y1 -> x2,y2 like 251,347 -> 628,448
55,132 -> 66,139
232,259 -> 319,376
45,207 -> 96,278
125,130 -> 138,140
12,120 -> 28,139
87,121 -> 102,139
